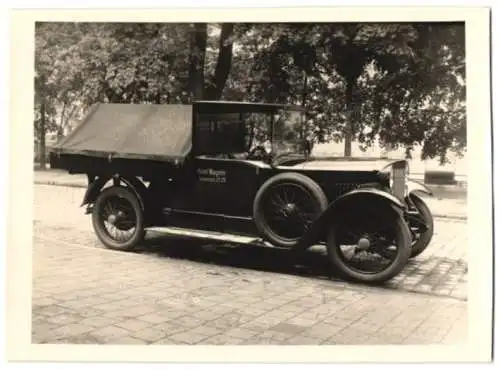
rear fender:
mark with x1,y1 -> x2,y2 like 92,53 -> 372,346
81,174 -> 147,210
297,188 -> 406,249
81,175 -> 107,206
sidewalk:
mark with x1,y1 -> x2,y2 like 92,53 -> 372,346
34,169 -> 467,220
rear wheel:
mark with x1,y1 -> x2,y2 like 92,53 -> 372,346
326,207 -> 411,284
253,173 -> 328,248
92,186 -> 145,251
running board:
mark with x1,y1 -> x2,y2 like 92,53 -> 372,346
146,226 -> 273,246
146,227 -> 327,250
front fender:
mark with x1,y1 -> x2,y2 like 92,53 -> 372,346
407,178 -> 433,197
296,187 -> 406,249
334,188 -> 406,208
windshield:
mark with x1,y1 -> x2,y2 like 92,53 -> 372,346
272,109 -> 305,156
243,109 -> 307,157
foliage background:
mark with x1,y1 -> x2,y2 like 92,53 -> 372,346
34,22 -> 466,171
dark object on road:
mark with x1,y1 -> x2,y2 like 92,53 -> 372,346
424,170 -> 457,185
49,100 -> 435,284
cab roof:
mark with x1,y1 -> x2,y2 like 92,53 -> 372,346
194,100 -> 306,113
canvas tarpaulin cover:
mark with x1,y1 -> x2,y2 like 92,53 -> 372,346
53,103 -> 193,162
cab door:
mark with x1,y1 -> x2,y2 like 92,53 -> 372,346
190,156 -> 262,217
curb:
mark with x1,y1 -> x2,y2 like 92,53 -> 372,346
432,214 -> 467,221
34,180 -> 468,221
35,180 -> 87,189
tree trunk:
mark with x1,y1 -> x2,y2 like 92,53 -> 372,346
39,99 -> 46,169
344,79 -> 354,157
58,102 -> 66,140
188,23 -> 207,100
301,71 -> 308,108
301,71 -> 310,154
205,23 -> 234,100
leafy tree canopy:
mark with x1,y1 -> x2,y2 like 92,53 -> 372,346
35,21 -> 465,165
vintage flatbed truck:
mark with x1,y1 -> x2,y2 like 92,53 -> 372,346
49,100 -> 434,284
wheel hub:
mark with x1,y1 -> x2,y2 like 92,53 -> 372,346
107,211 -> 125,225
357,237 -> 371,250
107,214 -> 117,224
283,203 -> 297,216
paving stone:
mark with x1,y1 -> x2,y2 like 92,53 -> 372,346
191,309 -> 226,321
32,304 -> 73,317
151,337 -> 187,345
80,316 -> 121,328
45,313 -> 85,326
89,325 -> 131,340
302,322 -> 345,340
185,325 -> 222,337
115,318 -> 152,332
55,334 -> 104,344
114,305 -> 158,318
32,316 -> 55,327
223,327 -> 259,340
71,307 -> 107,318
92,301 -> 130,312
130,327 -> 169,343
269,322 -> 307,336
153,321 -> 186,335
240,330 -> 293,344
172,326 -> 221,342
63,296 -> 111,308
235,307 -> 268,317
200,334 -> 244,345
357,333 -> 407,345
136,313 -> 170,325
168,331 -> 211,344
285,335 -> 323,345
32,189 -> 469,347
207,312 -> 254,330
50,323 -> 95,339
322,330 -> 372,345
112,336 -> 149,345
31,322 -> 61,343
33,297 -> 60,306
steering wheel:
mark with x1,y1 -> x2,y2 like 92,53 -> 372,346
247,146 -> 268,160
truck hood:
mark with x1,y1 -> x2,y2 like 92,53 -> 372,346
284,157 -> 407,172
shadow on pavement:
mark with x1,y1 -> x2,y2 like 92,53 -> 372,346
137,232 -> 339,282
125,232 -> 467,297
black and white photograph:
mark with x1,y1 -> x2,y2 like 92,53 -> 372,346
4,5 -> 493,364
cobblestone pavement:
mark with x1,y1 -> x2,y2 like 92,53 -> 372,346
34,184 -> 468,300
32,184 -> 468,345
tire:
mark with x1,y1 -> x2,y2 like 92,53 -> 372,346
253,172 -> 328,248
92,186 -> 145,251
408,195 -> 434,258
326,208 -> 412,284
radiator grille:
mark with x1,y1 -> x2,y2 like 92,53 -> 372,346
392,166 -> 406,200
327,182 -> 386,201
330,183 -> 360,199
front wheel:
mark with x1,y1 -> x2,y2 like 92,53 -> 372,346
326,208 -> 411,284
92,186 -> 145,251
253,172 -> 328,248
